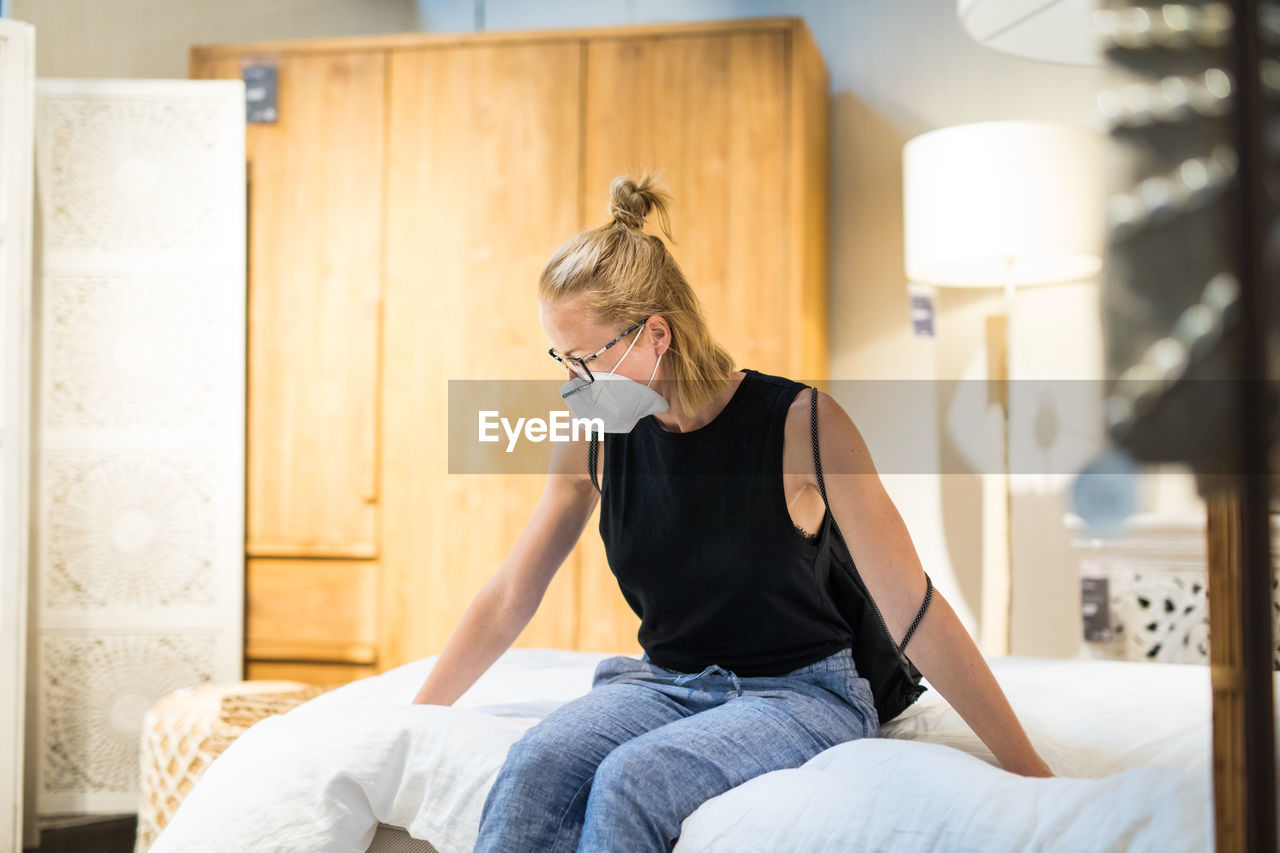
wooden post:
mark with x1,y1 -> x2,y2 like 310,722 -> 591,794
1206,486 -> 1247,853
1220,1 -> 1278,851
1206,483 -> 1276,853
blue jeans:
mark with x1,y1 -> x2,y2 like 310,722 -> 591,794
472,648 -> 878,853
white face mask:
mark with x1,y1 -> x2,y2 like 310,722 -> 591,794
558,324 -> 668,433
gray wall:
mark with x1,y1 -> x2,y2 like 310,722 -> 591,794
11,0 -> 421,78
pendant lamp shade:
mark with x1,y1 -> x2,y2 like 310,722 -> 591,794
958,0 -> 1102,66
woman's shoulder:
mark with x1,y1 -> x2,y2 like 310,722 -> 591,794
741,367 -> 813,399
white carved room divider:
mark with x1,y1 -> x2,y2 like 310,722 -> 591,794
0,19 -> 34,853
26,78 -> 245,824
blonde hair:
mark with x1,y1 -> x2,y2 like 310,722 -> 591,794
537,171 -> 735,418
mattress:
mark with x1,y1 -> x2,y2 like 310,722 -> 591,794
148,649 -> 1256,852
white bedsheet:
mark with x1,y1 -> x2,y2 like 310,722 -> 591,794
147,649 -> 1243,853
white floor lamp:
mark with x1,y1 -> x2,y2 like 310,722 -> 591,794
904,120 -> 1103,655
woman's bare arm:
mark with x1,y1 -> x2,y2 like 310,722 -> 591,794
807,390 -> 1053,777
411,437 -> 599,705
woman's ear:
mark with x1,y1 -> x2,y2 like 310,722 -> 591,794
646,315 -> 670,356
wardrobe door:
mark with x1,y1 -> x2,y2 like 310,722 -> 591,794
191,51 -> 385,561
576,27 -> 802,654
191,50 -> 386,683
584,30 -> 792,371
381,41 -> 583,667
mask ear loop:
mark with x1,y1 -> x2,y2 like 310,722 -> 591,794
645,350 -> 663,389
626,346 -> 666,427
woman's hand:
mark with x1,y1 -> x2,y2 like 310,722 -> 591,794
1003,755 -> 1056,778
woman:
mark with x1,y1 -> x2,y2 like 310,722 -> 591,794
411,173 -> 1054,851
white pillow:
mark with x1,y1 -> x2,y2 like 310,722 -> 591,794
675,738 -> 1212,853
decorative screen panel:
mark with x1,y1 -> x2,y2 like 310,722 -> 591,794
31,78 -> 245,814
0,19 -> 35,853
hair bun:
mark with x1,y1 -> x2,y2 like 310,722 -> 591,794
608,172 -> 674,242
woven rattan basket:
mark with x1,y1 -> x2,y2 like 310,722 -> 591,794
135,680 -> 341,852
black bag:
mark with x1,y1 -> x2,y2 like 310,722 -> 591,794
806,385 -> 932,726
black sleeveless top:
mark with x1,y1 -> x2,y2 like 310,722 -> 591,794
596,367 -> 855,677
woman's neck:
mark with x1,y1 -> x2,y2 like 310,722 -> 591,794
650,371 -> 745,433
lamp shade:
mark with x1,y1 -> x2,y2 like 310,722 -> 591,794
903,120 -> 1104,288
958,0 -> 1101,66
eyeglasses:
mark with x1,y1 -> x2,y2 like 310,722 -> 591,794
548,320 -> 644,383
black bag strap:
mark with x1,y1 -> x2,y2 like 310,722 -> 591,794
589,435 -> 601,494
809,386 -> 933,659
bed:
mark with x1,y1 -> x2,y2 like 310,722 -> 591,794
144,647 -> 1262,852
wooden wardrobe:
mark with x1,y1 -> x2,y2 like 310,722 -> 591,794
189,16 -> 830,684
